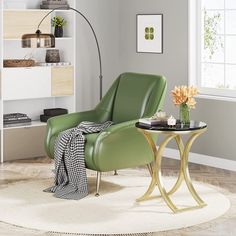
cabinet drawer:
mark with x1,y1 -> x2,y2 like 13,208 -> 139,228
51,66 -> 74,96
3,10 -> 51,39
3,126 -> 47,161
3,67 -> 51,100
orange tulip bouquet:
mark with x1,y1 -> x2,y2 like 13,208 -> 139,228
171,86 -> 198,124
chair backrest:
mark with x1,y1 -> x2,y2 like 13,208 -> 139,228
111,73 -> 167,123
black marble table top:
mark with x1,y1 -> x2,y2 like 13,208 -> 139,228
136,120 -> 207,132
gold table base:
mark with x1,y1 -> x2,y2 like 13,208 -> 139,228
137,128 -> 207,213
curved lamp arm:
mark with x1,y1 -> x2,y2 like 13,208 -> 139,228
37,6 -> 103,100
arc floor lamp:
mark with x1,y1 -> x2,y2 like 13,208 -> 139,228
22,6 -> 118,180
21,6 -> 103,100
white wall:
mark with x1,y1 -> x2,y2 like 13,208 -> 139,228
76,0 -> 236,161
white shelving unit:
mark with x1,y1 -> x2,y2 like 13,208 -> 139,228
1,0 -> 76,162
0,0 -> 3,162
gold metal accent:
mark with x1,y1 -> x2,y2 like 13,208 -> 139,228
137,127 -> 207,213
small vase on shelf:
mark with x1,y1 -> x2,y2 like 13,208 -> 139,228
179,103 -> 190,124
45,49 -> 60,63
54,26 -> 63,38
52,16 -> 67,38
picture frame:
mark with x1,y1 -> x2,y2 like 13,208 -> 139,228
137,14 -> 163,54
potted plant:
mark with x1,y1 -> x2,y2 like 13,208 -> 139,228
52,16 -> 67,37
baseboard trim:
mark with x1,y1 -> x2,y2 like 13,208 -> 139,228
164,148 -> 236,172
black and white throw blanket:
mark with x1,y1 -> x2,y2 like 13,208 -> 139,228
44,121 -> 113,200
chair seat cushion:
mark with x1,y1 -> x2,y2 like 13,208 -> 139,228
84,126 -> 155,172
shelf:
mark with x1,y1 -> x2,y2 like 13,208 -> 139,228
3,65 -> 73,70
55,37 -> 73,40
3,120 -> 47,130
4,9 -> 51,12
4,37 -> 73,41
54,9 -> 74,12
1,0 -> 76,162
3,9 -> 74,12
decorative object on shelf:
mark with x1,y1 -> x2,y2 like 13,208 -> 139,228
40,108 -> 68,122
137,14 -> 163,54
3,59 -> 35,67
167,115 -> 177,126
52,16 -> 67,37
21,6 -> 103,100
171,86 -> 198,124
44,108 -> 68,116
3,113 -> 31,126
40,0 -> 69,9
45,49 -> 60,63
54,25 -> 63,38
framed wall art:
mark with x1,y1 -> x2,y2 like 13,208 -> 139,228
137,14 -> 163,54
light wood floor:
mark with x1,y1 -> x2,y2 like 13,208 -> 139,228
0,157 -> 235,236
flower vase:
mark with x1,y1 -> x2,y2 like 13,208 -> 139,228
179,103 -> 190,124
54,26 -> 63,37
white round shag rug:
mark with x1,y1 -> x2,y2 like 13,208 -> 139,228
0,175 -> 230,234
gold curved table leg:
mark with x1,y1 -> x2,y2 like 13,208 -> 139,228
156,135 -> 178,212
167,135 -> 184,195
137,128 -> 207,213
181,130 -> 207,207
154,134 -> 179,212
137,132 -> 180,213
136,131 -> 160,201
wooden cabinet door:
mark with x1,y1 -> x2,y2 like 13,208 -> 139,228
3,10 -> 51,39
51,66 -> 74,96
3,126 -> 47,161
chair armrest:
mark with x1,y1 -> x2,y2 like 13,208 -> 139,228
91,119 -> 154,171
47,110 -> 97,136
45,110 -> 97,158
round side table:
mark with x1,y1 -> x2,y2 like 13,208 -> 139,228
135,121 -> 207,213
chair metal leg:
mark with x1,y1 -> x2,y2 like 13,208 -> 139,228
114,170 -> 118,175
95,171 -> 101,197
147,163 -> 153,176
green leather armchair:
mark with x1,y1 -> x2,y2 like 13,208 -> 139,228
45,72 -> 167,195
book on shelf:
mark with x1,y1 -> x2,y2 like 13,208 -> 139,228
4,118 -> 32,125
3,113 -> 31,125
4,113 -> 28,119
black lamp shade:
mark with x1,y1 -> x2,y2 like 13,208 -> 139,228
22,31 -> 55,48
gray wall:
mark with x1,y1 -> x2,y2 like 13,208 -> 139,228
77,0 -> 236,161
118,0 -> 236,161
119,0 -> 188,116
76,0 -> 120,111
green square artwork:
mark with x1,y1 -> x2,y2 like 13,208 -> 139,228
145,27 -> 155,40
